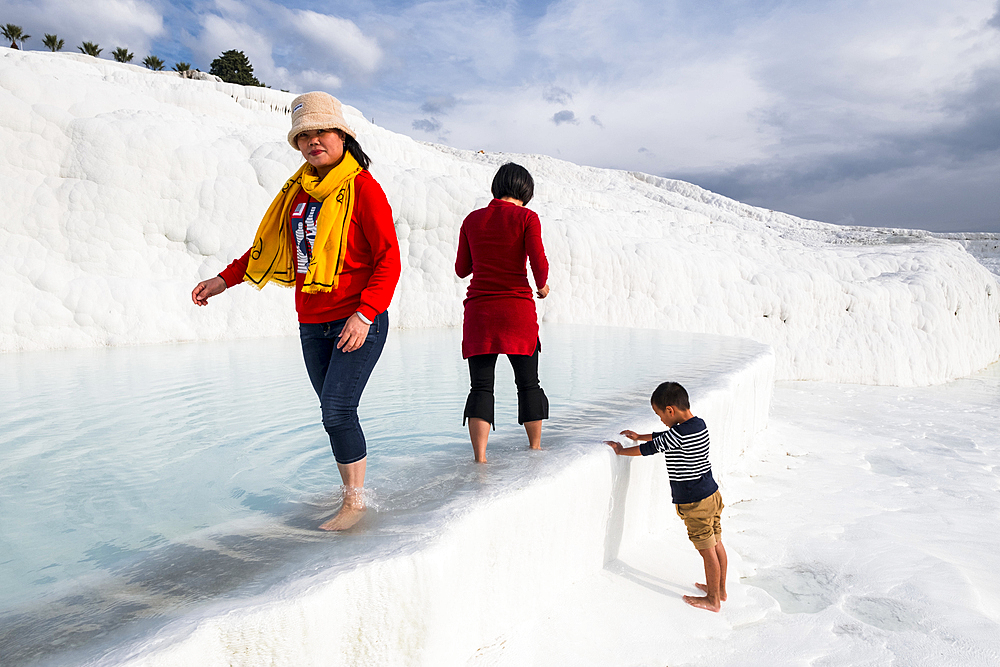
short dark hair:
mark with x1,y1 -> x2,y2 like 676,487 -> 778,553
650,382 -> 690,411
491,162 -> 534,205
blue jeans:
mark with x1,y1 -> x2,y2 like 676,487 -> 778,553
299,311 -> 388,464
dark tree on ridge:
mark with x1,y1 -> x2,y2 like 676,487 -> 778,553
143,55 -> 165,70
2,24 -> 30,49
78,41 -> 102,57
209,49 -> 263,86
43,34 -> 64,51
173,62 -> 191,72
112,47 -> 134,63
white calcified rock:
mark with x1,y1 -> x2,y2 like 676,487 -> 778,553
178,69 -> 224,83
1,48 -> 998,385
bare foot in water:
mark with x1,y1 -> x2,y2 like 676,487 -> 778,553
524,420 -> 542,451
319,487 -> 366,531
683,594 -> 721,612
696,582 -> 727,602
319,505 -> 365,531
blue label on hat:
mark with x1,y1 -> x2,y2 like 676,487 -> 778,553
293,103 -> 303,113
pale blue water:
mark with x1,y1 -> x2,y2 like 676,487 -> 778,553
0,325 -> 767,666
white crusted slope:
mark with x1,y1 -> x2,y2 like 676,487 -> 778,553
2,49 -> 998,385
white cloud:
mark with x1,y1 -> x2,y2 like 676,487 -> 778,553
370,0 -> 1000,229
389,50 -> 773,174
13,0 -> 1000,230
286,9 -> 382,74
185,0 -> 383,92
297,69 -> 344,91
3,0 -> 164,55
211,0 -> 253,22
386,0 -> 520,81
192,14 -> 282,85
178,0 -> 383,91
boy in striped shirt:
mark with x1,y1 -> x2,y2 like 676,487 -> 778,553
605,381 -> 727,612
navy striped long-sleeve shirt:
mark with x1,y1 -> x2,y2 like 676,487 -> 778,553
639,416 -> 718,504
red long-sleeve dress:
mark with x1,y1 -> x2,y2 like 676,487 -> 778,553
220,170 -> 400,323
455,199 -> 549,359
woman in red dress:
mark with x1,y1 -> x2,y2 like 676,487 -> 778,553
455,163 -> 550,463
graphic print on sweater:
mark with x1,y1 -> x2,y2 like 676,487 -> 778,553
293,201 -> 323,274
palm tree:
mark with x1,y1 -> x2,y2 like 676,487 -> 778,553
2,24 -> 30,49
172,62 -> 191,72
42,34 -> 64,51
112,47 -> 134,63
78,41 -> 102,57
143,55 -> 165,71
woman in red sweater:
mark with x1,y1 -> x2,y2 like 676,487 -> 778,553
191,92 -> 400,530
456,163 -> 550,463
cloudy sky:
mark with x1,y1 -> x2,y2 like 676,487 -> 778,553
5,0 -> 1000,231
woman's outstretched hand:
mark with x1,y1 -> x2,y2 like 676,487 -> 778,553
337,313 -> 370,353
536,283 -> 550,299
192,276 -> 227,306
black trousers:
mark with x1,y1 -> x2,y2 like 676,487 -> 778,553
464,341 -> 549,427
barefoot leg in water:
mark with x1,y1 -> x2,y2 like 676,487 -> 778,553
320,458 -> 367,531
469,417 -> 490,463
524,419 -> 542,450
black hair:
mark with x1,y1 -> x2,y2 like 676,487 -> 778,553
650,382 -> 690,411
491,162 -> 534,205
343,133 -> 371,170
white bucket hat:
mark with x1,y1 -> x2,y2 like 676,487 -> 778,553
287,92 -> 356,149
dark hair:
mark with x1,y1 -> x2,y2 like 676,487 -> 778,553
650,382 -> 690,411
491,162 -> 534,205
343,133 -> 371,170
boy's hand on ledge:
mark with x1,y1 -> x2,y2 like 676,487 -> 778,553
606,440 -> 644,456
620,429 -> 640,441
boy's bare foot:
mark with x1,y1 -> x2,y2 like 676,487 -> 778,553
696,582 -> 727,602
319,505 -> 365,531
528,443 -> 541,450
683,595 -> 721,612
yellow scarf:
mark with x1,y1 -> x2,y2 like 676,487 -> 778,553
244,152 -> 363,293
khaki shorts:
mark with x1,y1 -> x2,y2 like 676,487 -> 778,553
675,490 -> 724,551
